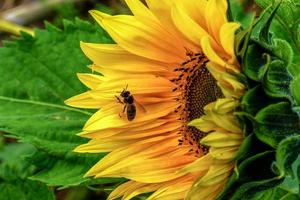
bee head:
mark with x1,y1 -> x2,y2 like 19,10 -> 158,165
121,90 -> 130,97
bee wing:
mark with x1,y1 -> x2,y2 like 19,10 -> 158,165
134,99 -> 147,113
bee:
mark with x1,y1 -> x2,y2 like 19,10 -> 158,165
115,85 -> 145,121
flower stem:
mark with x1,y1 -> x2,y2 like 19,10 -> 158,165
0,19 -> 34,36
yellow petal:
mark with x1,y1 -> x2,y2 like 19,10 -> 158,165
87,75 -> 178,100
80,43 -> 169,73
201,131 -> 243,148
145,0 -> 174,26
87,137 -> 195,183
80,119 -> 170,139
108,181 -> 160,200
89,10 -> 185,63
64,92 -> 100,109
145,0 -> 199,52
221,73 -> 246,95
187,182 -> 223,200
179,154 -> 212,173
77,73 -> 106,89
201,36 -> 226,67
195,163 -> 233,186
89,64 -> 174,81
85,137 -> 168,176
188,116 -> 221,133
205,109 -> 242,133
90,74 -> 175,91
124,0 -> 188,56
125,0 -> 158,22
109,123 -> 181,140
220,22 -> 240,63
175,0 -> 208,30
145,0 -> 177,35
171,3 -> 210,47
124,0 -> 181,51
212,98 -> 238,114
148,181 -> 193,200
74,138 -> 140,153
205,0 -> 228,42
206,62 -> 244,97
209,146 -> 239,160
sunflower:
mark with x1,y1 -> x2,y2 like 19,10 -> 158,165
65,0 -> 246,199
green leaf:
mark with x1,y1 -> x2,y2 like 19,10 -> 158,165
254,102 -> 300,148
263,59 -> 292,100
218,134 -> 272,190
0,143 -> 35,181
239,2 -> 300,196
240,151 -> 271,174
251,1 -> 281,48
217,150 -> 283,200
243,5 -> 293,93
237,134 -> 273,160
241,86 -> 279,116
0,19 -> 119,187
250,187 -> 294,200
241,6 -> 292,83
272,39 -> 294,66
256,0 -> 300,50
237,4 -> 276,77
255,0 -> 300,78
281,193 -> 300,200
235,25 -> 252,63
295,174 -> 300,199
276,135 -> 300,177
293,107 -> 300,120
230,151 -> 283,199
0,180 -> 55,200
0,143 -> 55,200
230,177 -> 284,200
261,40 -> 293,101
218,134 -> 300,199
291,75 -> 300,106
280,175 -> 300,195
0,135 -> 3,149
242,42 -> 270,81
27,151 -> 124,188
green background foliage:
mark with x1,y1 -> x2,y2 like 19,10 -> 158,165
0,19 -> 123,199
0,143 -> 55,200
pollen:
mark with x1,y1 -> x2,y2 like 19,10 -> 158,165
173,50 -> 223,157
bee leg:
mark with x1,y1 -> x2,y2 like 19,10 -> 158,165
118,104 -> 127,118
115,95 -> 123,104
122,104 -> 127,113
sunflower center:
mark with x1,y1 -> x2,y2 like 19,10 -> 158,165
173,50 -> 223,157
